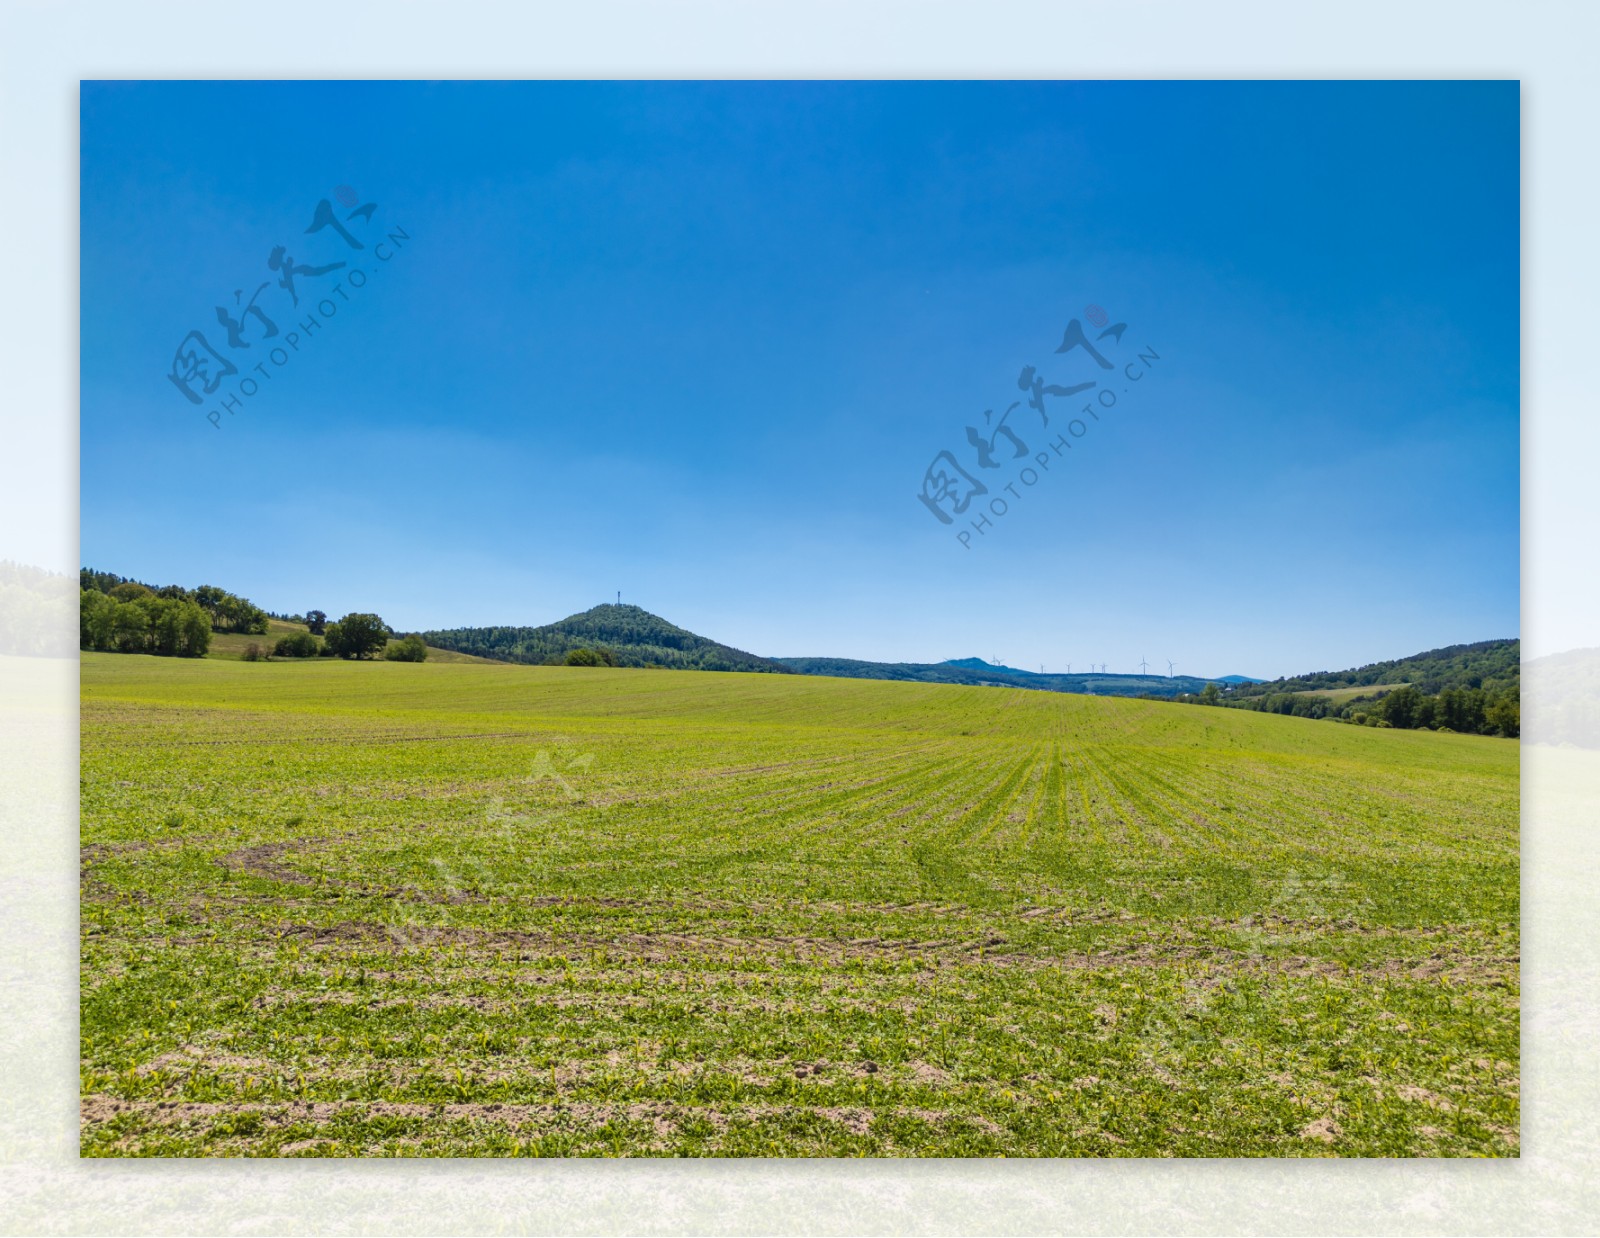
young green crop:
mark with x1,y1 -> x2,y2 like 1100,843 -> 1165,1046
80,653 -> 1518,1157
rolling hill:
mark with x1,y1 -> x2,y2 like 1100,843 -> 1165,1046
423,603 -> 793,673
1229,638 -> 1519,700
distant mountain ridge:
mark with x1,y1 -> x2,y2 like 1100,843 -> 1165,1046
776,655 -> 1225,698
423,604 -> 792,674
942,657 -> 1260,684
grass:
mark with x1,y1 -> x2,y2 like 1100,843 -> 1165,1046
79,654 -> 1519,1158
1288,683 -> 1410,703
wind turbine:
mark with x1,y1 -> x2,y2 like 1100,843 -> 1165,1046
1167,659 -> 1176,677
1139,656 -> 1149,675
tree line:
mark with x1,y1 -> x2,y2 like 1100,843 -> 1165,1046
80,570 -> 426,663
79,585 -> 213,657
249,614 -> 426,662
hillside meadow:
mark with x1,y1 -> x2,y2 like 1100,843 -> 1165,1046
80,654 -> 1519,1157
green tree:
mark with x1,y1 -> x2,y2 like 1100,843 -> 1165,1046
1380,685 -> 1421,730
80,589 -> 207,657
79,589 -> 116,650
81,568 -> 128,594
194,584 -> 227,618
327,613 -> 388,659
147,597 -> 187,656
1199,682 -> 1221,706
1485,689 -> 1520,738
306,609 -> 327,636
195,584 -> 268,634
179,601 -> 211,656
110,601 -> 149,653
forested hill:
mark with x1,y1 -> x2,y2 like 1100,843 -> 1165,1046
423,605 -> 793,673
1202,637 -> 1520,737
1229,638 -> 1519,699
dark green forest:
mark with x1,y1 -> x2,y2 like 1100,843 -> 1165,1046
424,604 -> 792,673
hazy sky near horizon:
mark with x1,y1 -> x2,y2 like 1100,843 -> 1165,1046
81,80 -> 1518,679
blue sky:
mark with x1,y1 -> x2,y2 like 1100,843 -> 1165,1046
81,80 -> 1518,679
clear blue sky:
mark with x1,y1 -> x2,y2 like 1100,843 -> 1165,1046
81,80 -> 1518,679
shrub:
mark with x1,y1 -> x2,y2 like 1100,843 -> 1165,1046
564,647 -> 616,667
241,642 -> 266,662
273,632 -> 321,658
384,634 -> 429,662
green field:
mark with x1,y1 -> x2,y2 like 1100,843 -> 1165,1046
1290,683 -> 1410,703
80,654 -> 1519,1157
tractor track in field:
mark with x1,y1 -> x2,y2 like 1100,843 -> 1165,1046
215,916 -> 1517,984
78,1093 -> 998,1152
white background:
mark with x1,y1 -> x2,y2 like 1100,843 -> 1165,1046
1,1 -> 1595,1232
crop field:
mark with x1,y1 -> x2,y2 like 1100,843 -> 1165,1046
80,655 -> 1519,1157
